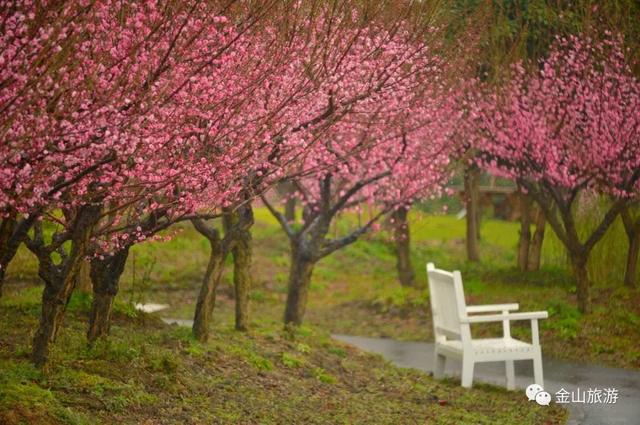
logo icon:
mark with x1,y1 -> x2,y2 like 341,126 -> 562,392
526,384 -> 551,406
535,391 -> 551,406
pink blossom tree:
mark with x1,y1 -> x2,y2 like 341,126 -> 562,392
261,35 -> 459,325
190,4 -> 457,332
1,0 -> 288,365
472,34 -> 640,313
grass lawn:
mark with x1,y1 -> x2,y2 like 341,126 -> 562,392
6,207 -> 640,370
0,287 -> 567,424
2,205 -> 639,423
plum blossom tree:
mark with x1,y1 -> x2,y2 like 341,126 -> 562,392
189,3 -> 455,337
472,34 -> 640,313
0,0 -> 283,291
81,6 -> 323,344
261,35 -> 459,325
187,3 -> 414,341
58,0 -> 339,346
1,0 -> 288,365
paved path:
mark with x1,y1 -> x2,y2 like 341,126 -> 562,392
333,335 -> 640,425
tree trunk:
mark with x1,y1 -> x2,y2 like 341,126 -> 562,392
33,273 -> 76,366
464,166 -> 481,262
285,197 -> 296,223
392,207 -> 414,286
525,184 -> 626,314
284,248 -> 315,326
32,204 -> 101,367
517,193 -> 532,271
569,252 -> 590,314
76,259 -> 92,293
624,231 -> 639,288
528,208 -> 546,271
231,235 -> 251,331
621,209 -> 639,288
87,248 -> 130,342
0,217 -> 17,297
0,215 -> 37,297
192,222 -> 225,342
224,203 -> 254,331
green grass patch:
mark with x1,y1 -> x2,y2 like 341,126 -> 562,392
0,293 -> 566,424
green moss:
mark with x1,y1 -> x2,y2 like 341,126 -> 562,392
0,364 -> 90,425
311,367 -> 336,384
281,352 -> 304,368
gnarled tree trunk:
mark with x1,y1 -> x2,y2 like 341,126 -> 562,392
33,272 -> 77,366
87,247 -> 130,342
191,219 -> 226,342
231,237 -> 251,331
528,209 -> 546,271
517,193 -> 532,271
0,215 -> 38,297
282,209 -> 331,327
224,203 -> 254,331
523,182 -> 628,314
464,166 -> 481,262
263,173 -> 386,328
392,206 -> 414,286
625,233 -> 640,288
76,259 -> 92,294
569,251 -> 590,314
0,217 -> 17,297
30,203 -> 102,366
284,246 -> 316,326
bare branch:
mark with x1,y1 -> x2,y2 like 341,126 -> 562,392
584,199 -> 629,253
260,194 -> 294,238
522,181 -> 570,248
328,171 -> 391,217
319,206 -> 391,258
191,218 -> 220,242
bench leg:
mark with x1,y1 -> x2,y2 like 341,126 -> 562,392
505,360 -> 515,390
461,356 -> 474,388
533,352 -> 544,387
434,351 -> 446,379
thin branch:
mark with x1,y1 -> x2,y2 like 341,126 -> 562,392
46,151 -> 116,198
328,171 -> 391,217
319,206 -> 391,258
584,198 -> 629,253
260,194 -> 294,238
522,181 -> 570,248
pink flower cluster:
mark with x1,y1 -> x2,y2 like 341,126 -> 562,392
1,1 -> 460,251
472,34 -> 640,199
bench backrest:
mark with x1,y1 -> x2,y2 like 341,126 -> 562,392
426,263 -> 468,342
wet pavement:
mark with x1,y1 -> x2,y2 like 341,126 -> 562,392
162,317 -> 194,327
333,335 -> 640,425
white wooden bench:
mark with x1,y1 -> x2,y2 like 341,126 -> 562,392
426,263 -> 548,390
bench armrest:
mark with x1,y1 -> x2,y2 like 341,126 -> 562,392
460,311 -> 548,323
466,303 -> 519,314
